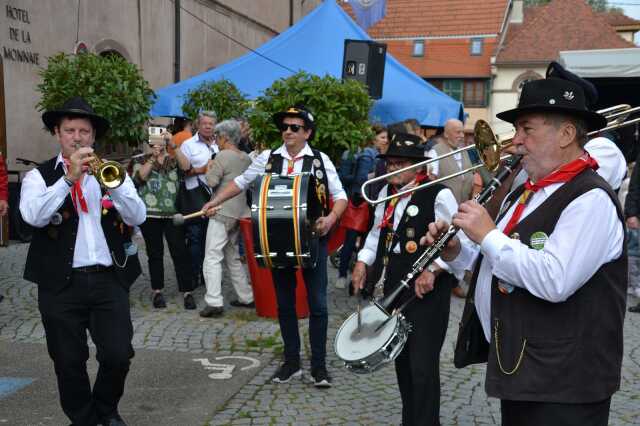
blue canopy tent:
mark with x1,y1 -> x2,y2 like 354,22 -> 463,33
151,0 -> 463,126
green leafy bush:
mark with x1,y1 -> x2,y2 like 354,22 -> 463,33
248,72 -> 373,161
36,52 -> 154,147
182,79 -> 250,122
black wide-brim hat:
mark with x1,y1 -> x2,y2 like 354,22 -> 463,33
496,78 -> 607,132
378,132 -> 426,160
272,105 -> 316,130
42,96 -> 111,139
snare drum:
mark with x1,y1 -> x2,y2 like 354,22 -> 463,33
334,303 -> 410,374
250,173 -> 322,269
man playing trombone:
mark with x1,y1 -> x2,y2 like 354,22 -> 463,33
424,76 -> 626,426
352,133 -> 460,426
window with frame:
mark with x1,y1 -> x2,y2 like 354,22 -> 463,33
470,38 -> 483,56
464,80 -> 489,107
443,80 -> 463,102
412,40 -> 424,57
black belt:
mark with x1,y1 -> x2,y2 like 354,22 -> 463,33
72,264 -> 114,274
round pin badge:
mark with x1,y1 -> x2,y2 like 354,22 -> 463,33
406,205 -> 419,217
530,231 -> 548,250
405,240 -> 418,254
50,212 -> 63,226
265,163 -> 272,172
315,169 -> 324,180
313,159 -> 322,168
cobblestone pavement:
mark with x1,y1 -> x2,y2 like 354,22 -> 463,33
1,239 -> 639,425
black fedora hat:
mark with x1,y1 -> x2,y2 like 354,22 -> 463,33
496,78 -> 606,132
546,61 -> 598,109
378,132 -> 425,160
272,105 -> 316,130
42,97 -> 110,139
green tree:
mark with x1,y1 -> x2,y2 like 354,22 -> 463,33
37,52 -> 154,147
248,72 -> 373,161
523,0 -> 622,12
182,79 -> 250,122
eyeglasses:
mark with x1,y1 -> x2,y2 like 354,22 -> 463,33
279,123 -> 305,133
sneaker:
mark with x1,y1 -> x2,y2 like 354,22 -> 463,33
152,292 -> 166,309
335,276 -> 347,289
271,361 -> 302,383
230,300 -> 255,308
199,305 -> 223,318
311,367 -> 332,388
629,303 -> 640,313
184,293 -> 196,310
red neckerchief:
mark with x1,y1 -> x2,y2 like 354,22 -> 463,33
286,156 -> 304,174
502,153 -> 598,236
379,171 -> 429,229
62,158 -> 89,213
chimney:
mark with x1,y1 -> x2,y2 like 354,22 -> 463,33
511,0 -> 524,24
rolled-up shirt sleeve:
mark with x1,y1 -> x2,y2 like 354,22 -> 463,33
20,169 -> 71,228
109,174 -> 146,226
234,150 -> 270,191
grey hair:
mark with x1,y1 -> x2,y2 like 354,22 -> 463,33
544,114 -> 588,147
197,110 -> 217,122
215,119 -> 241,146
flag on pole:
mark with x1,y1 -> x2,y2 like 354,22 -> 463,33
348,0 -> 387,30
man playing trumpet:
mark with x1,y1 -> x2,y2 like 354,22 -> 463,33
424,76 -> 626,426
352,133 -> 460,426
20,97 -> 145,426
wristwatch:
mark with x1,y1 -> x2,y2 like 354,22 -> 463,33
63,176 -> 74,187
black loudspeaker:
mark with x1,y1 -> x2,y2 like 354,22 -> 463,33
342,39 -> 387,99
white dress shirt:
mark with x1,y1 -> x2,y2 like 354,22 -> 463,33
234,143 -> 347,202
20,153 -> 146,268
446,182 -> 624,342
358,184 -> 463,278
180,132 -> 219,190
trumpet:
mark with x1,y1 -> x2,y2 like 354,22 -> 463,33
74,143 -> 126,189
362,104 -> 640,205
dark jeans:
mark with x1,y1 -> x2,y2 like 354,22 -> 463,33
184,218 -> 208,285
338,228 -> 360,278
38,270 -> 134,426
140,218 -> 194,292
271,239 -> 328,370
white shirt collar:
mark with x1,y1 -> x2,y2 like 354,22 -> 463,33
273,142 -> 313,160
54,152 -> 68,173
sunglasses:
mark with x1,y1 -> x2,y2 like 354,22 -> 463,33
279,123 -> 306,133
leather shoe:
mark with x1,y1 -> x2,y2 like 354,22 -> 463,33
101,414 -> 128,426
230,300 -> 255,308
199,305 -> 223,317
152,292 -> 166,308
184,293 -> 196,310
451,285 -> 466,299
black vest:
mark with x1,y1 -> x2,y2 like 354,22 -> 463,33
23,157 -> 141,293
485,169 -> 627,403
371,183 -> 456,309
267,148 -> 330,215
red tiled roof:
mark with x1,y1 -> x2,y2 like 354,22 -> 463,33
341,0 -> 510,38
598,11 -> 640,28
496,0 -> 635,64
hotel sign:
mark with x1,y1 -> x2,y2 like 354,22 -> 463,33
3,4 -> 39,65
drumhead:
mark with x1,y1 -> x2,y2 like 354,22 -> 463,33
335,304 -> 398,362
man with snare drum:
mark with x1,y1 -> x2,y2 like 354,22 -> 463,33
351,133 -> 460,426
201,105 -> 347,387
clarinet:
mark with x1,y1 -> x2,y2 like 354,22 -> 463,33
376,155 -> 523,314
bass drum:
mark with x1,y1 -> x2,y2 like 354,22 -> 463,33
250,173 -> 322,269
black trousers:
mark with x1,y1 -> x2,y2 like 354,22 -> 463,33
140,217 -> 194,292
38,270 -> 134,426
500,398 -> 611,426
394,273 -> 452,426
